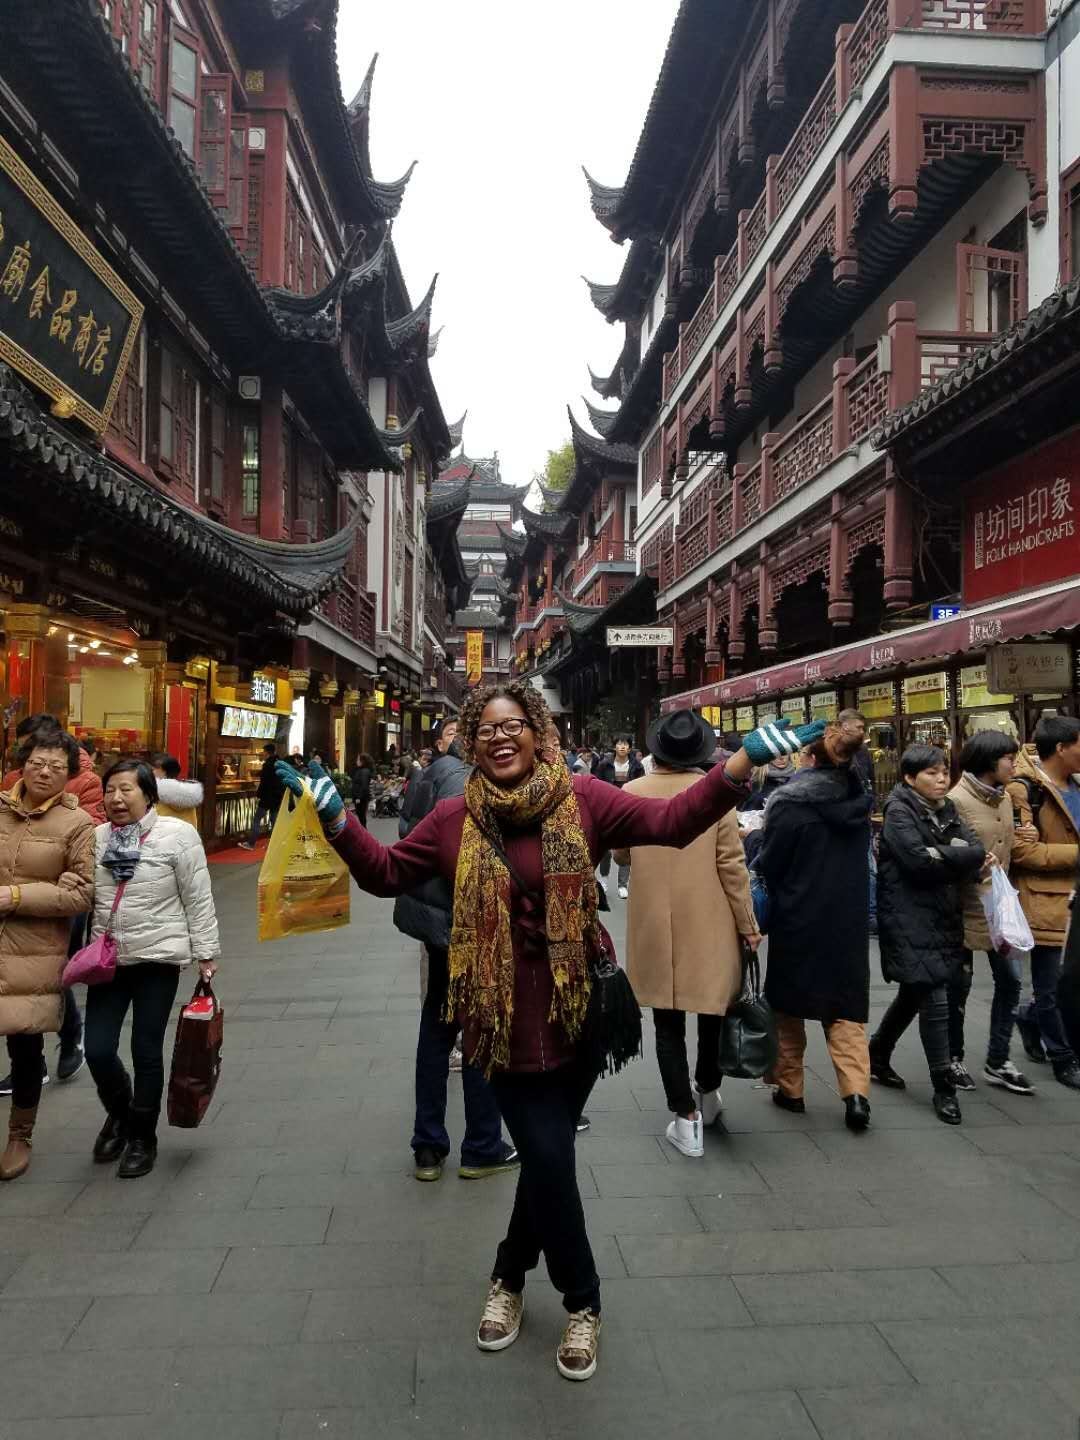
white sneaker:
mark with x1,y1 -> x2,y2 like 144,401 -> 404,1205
692,1082 -> 724,1127
617,886 -> 628,900
237,841 -> 255,850
597,875 -> 609,894
557,1309 -> 601,1381
665,1113 -> 704,1158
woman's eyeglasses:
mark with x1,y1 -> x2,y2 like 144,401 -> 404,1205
24,760 -> 67,775
475,718 -> 529,742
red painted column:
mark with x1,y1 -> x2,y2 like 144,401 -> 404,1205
259,107 -> 289,287
828,492 -> 853,627
888,66 -> 920,222
258,382 -> 284,540
884,463 -> 913,613
887,301 -> 919,410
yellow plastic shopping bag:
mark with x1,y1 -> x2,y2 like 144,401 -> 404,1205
257,784 -> 351,942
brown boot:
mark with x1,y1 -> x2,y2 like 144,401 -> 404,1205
0,1105 -> 37,1181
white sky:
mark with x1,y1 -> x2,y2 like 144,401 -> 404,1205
335,1 -> 681,489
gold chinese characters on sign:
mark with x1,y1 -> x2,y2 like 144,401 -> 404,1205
0,135 -> 143,433
465,630 -> 484,686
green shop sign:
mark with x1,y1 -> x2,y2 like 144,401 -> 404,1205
0,134 -> 143,433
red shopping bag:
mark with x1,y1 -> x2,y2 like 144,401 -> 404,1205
167,979 -> 224,1129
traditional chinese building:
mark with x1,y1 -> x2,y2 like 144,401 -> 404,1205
0,0 -> 456,838
584,0 -> 1064,801
437,430 -> 524,692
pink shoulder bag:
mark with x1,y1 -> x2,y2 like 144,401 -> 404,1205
62,877 -> 128,988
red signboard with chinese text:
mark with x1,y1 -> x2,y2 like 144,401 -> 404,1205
963,430 -> 1079,605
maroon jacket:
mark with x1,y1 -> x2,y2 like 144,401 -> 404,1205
332,765 -> 747,1073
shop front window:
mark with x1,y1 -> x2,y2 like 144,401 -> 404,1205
857,681 -> 899,809
959,665 -> 1019,743
65,630 -> 150,761
902,672 -> 951,763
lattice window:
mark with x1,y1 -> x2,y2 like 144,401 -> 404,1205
777,214 -> 836,319
641,523 -> 673,574
745,196 -> 768,263
403,550 -> 415,651
846,513 -> 886,565
716,494 -> 733,544
920,0 -> 1032,31
773,410 -> 834,500
921,119 -> 1027,169
848,137 -> 890,238
773,545 -> 830,598
845,0 -> 888,89
777,78 -> 837,211
740,468 -> 762,525
108,329 -> 144,456
716,246 -> 739,309
244,153 -> 264,273
643,433 -> 662,496
847,363 -> 890,443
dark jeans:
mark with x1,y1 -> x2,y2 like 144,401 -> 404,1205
5,1033 -> 45,1108
872,981 -> 951,1077
59,913 -> 88,1051
489,1057 -> 601,1314
412,948 -> 504,1165
953,948 -> 1022,1068
84,963 -> 181,1121
354,797 -> 369,830
597,852 -> 629,888
1020,944 -> 1076,1065
248,801 -> 272,846
653,1008 -> 724,1116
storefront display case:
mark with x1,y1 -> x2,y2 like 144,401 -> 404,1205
206,668 -> 293,847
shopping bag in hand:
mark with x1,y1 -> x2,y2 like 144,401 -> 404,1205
981,866 -> 1034,955
257,785 -> 350,942
717,947 -> 778,1079
167,980 -> 224,1129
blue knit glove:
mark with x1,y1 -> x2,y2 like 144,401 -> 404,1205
304,761 -> 345,826
742,717 -> 827,766
274,759 -> 345,828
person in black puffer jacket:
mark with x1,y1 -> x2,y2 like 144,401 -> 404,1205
393,720 -> 513,1183
870,745 -> 987,1125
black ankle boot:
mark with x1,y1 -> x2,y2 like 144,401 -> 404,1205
931,1069 -> 962,1125
117,1109 -> 158,1179
93,1077 -> 132,1164
844,1095 -> 871,1131
868,1042 -> 906,1090
93,1112 -> 127,1164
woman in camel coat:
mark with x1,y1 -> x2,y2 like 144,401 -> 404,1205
615,711 -> 759,1158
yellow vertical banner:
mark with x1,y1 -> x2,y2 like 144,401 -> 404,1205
466,630 -> 484,685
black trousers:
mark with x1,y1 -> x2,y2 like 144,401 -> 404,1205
489,1058 -> 601,1314
653,1009 -> 724,1116
5,1033 -> 45,1108
84,963 -> 181,1121
872,981 -> 951,1078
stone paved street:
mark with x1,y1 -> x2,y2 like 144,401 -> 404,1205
3,820 -> 1080,1438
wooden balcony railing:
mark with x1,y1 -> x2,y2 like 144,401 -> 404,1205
573,539 -> 635,588
660,0 -> 1043,403
660,306 -> 1018,594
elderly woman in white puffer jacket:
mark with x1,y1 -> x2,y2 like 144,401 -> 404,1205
85,760 -> 220,1179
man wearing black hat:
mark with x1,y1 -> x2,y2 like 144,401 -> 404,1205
394,718 -> 517,1183
617,710 -> 759,1158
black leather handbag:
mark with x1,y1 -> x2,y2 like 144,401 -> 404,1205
717,947 -> 777,1079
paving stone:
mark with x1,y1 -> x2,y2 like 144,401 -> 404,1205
0,1346 -> 175,1419
134,1204 -> 330,1250
0,1416 -> 281,1440
800,1379 -> 1079,1440
936,1259 -> 1080,1315
0,1296 -> 92,1352
875,1315 -> 1080,1383
652,1320 -> 910,1392
541,1387 -> 818,1440
589,1159 -> 768,1197
617,1228 -> 834,1277
213,1242 -> 422,1292
67,1289 -> 311,1349
164,1340 -> 416,1413
0,1213 -> 147,1253
691,1188 -> 885,1231
733,1267 -> 965,1324
2,1248 -> 227,1298
0,1180 -> 85,1216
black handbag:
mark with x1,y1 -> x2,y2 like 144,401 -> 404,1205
480,824 -> 641,1076
717,947 -> 777,1079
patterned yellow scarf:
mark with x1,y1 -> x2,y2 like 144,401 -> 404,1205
446,758 -> 599,1074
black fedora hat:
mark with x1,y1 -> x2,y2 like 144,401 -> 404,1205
645,709 -> 717,770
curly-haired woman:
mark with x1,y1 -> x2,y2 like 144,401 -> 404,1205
275,686 -> 821,1382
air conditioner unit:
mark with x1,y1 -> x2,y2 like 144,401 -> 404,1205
238,375 -> 262,401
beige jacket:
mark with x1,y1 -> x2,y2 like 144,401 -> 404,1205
0,787 -> 96,1035
948,773 -> 1014,953
616,767 -> 755,1015
1007,746 -> 1080,946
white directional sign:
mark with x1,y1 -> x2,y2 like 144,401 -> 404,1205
606,625 -> 675,648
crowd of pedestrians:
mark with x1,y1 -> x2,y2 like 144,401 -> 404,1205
5,687 -> 1077,1390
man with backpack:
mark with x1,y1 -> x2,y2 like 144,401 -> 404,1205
1007,716 -> 1080,1090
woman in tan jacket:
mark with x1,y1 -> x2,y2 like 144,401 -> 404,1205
0,727 -> 96,1179
946,730 -> 1034,1095
616,712 -> 759,1158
